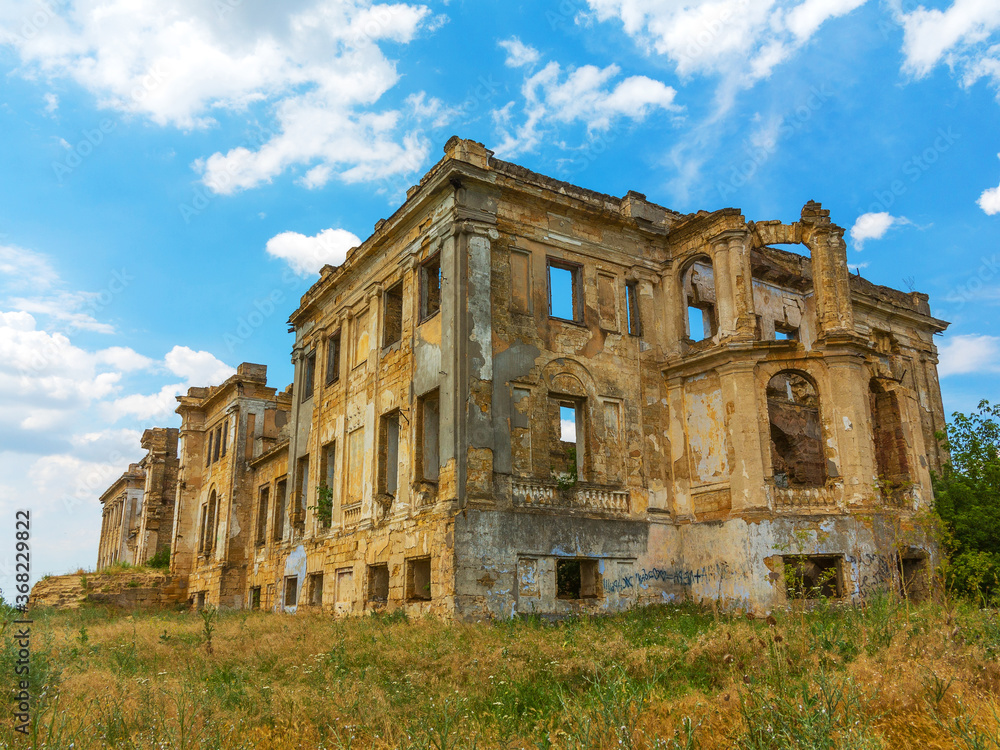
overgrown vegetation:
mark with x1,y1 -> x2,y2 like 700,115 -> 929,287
2,597 -> 998,749
933,400 -> 1000,605
146,545 -> 171,570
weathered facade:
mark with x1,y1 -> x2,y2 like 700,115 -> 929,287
90,137 -> 949,617
96,427 -> 179,569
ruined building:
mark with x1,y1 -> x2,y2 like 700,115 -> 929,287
96,427 -> 179,569
92,137 -> 948,617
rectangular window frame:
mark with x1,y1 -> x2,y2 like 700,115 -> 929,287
301,350 -> 316,402
272,477 -> 288,542
255,485 -> 270,546
625,281 -> 641,336
378,410 -> 401,497
405,556 -> 432,602
368,563 -> 390,604
419,253 -> 442,322
547,258 -> 584,323
326,330 -> 341,385
382,281 -> 404,349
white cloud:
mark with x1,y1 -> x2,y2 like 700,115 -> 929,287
938,333 -> 1000,377
164,345 -> 235,385
897,0 -> 1000,82
266,227 -> 362,277
493,59 -> 679,157
0,1 -> 441,192
849,212 -> 911,249
498,37 -> 541,68
584,0 -> 868,98
0,245 -> 59,291
43,92 -> 59,113
96,346 -> 154,372
979,154 -> 1000,214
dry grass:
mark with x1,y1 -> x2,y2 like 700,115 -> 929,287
2,595 -> 999,749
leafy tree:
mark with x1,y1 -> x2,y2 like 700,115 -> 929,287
933,399 -> 1000,604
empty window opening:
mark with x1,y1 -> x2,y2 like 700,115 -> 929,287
194,591 -> 206,610
201,490 -> 218,555
378,411 -> 401,496
368,564 -> 390,603
249,587 -> 261,610
283,576 -> 298,608
273,478 -> 287,542
317,442 -> 336,529
767,371 -> 826,488
560,405 -> 577,443
870,380 -> 910,494
774,323 -> 799,341
898,551 -> 929,602
198,505 -> 208,555
551,398 -> 583,483
548,261 -> 582,322
294,455 -> 309,533
213,427 -> 222,463
383,281 -> 403,347
420,253 -> 442,321
783,556 -> 842,599
418,390 -> 440,482
557,559 -> 601,599
326,331 -> 341,385
255,486 -> 269,546
307,572 -> 324,607
406,557 -> 432,601
220,421 -> 228,457
205,430 -> 213,467
301,351 -> 316,402
683,260 -> 717,341
626,282 -> 641,335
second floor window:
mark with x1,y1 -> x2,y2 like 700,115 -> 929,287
301,351 -> 316,401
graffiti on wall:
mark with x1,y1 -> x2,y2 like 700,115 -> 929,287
846,552 -> 895,597
604,562 -> 732,595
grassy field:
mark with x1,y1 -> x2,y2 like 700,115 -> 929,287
2,596 -> 999,749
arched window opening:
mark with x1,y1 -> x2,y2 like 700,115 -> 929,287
203,490 -> 218,555
683,260 -> 717,341
767,371 -> 826,488
869,380 -> 910,490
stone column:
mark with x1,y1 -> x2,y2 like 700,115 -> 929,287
455,220 -> 497,504
823,354 -> 876,504
717,361 -> 769,511
710,229 -> 756,340
666,376 -> 693,519
800,202 -> 854,340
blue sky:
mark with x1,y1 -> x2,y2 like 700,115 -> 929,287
1,0 -> 998,591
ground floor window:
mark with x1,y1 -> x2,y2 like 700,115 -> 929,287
783,555 -> 843,599
406,557 -> 431,601
556,559 -> 601,599
284,576 -> 299,608
368,564 -> 390,603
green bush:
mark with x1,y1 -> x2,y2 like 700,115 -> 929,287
933,400 -> 1000,605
